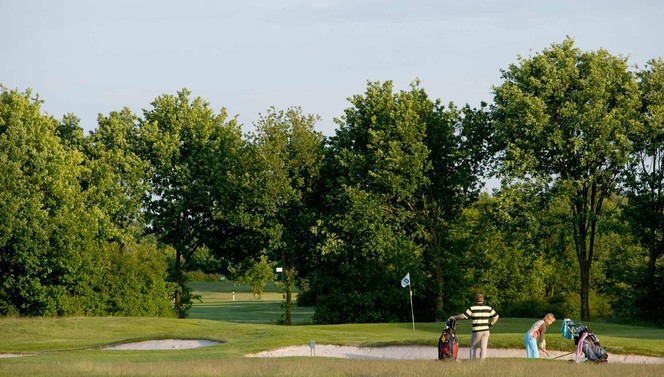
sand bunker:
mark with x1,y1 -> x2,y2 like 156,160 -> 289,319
0,339 -> 220,358
102,339 -> 220,350
0,353 -> 30,359
247,345 -> 664,364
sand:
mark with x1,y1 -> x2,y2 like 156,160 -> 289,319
247,344 -> 664,364
101,339 -> 220,350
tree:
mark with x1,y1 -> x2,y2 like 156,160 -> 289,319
0,87 -> 96,315
621,58 -> 664,319
452,192 -> 545,311
492,38 -> 641,320
473,186 -> 580,318
419,101 -> 493,320
313,81 -> 431,323
248,107 -> 324,324
56,113 -> 85,149
84,108 -> 149,243
230,254 -> 276,299
139,89 -> 244,317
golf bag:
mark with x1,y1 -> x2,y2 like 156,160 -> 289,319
561,319 -> 608,363
438,318 -> 458,360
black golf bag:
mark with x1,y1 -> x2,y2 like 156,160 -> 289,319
438,318 -> 458,360
562,319 -> 608,363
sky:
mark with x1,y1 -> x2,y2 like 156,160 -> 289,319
2,0 -> 664,137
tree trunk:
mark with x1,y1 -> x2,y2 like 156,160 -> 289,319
646,242 -> 661,316
425,199 -> 445,322
571,190 -> 591,321
579,257 -> 591,321
175,248 -> 182,318
284,266 -> 294,325
574,224 -> 591,321
434,257 -> 444,321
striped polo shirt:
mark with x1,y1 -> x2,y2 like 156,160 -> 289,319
464,304 -> 498,332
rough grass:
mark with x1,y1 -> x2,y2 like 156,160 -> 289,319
2,356 -> 663,377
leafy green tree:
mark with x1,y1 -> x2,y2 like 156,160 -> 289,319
0,87 -> 98,315
185,245 -> 224,274
492,38 -> 641,320
75,108 -> 176,317
452,192 -> 545,310
230,254 -> 276,299
248,107 -> 324,324
419,101 -> 493,320
620,58 -> 664,319
0,87 -> 176,317
528,193 -> 579,301
84,108 -> 149,243
313,81 -> 430,323
56,113 -> 85,149
138,89 -> 244,317
600,230 -> 650,320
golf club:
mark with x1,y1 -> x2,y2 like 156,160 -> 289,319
551,351 -> 575,360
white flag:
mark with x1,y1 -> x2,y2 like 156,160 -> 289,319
401,273 -> 410,288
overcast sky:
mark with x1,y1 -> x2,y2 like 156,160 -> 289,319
2,0 -> 663,136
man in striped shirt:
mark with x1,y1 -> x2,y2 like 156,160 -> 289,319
449,294 -> 499,360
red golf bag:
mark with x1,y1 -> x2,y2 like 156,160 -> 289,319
438,318 -> 458,360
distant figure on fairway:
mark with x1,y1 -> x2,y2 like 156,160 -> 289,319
448,293 -> 499,360
525,313 -> 555,358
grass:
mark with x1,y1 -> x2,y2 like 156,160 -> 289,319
187,280 -> 313,324
2,357 -> 664,377
0,281 -> 663,376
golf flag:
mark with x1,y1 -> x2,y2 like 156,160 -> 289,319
401,272 -> 415,331
401,273 -> 410,288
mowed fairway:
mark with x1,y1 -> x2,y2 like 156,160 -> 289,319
1,281 -> 663,377
187,281 -> 314,324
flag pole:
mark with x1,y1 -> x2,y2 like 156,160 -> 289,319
409,284 -> 415,332
401,272 -> 415,332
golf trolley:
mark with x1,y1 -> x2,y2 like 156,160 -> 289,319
561,318 -> 608,363
438,318 -> 458,360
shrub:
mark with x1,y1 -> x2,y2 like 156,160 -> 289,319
184,270 -> 219,282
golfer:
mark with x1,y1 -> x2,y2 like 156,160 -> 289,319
525,313 -> 555,358
449,293 -> 499,360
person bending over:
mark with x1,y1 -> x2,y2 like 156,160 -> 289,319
525,313 -> 556,358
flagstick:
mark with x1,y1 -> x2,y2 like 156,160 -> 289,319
401,273 -> 415,332
409,286 -> 415,332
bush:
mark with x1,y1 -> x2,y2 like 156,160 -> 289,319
499,291 -> 613,321
183,270 -> 220,282
499,292 -> 579,320
295,280 -> 316,306
500,299 -> 550,318
101,241 -> 175,317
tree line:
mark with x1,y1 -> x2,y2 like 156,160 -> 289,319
1,38 -> 662,324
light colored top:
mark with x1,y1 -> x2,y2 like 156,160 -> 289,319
527,319 -> 550,343
462,303 -> 498,332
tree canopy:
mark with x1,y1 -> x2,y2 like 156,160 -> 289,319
492,38 -> 641,320
1,38 -> 663,324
